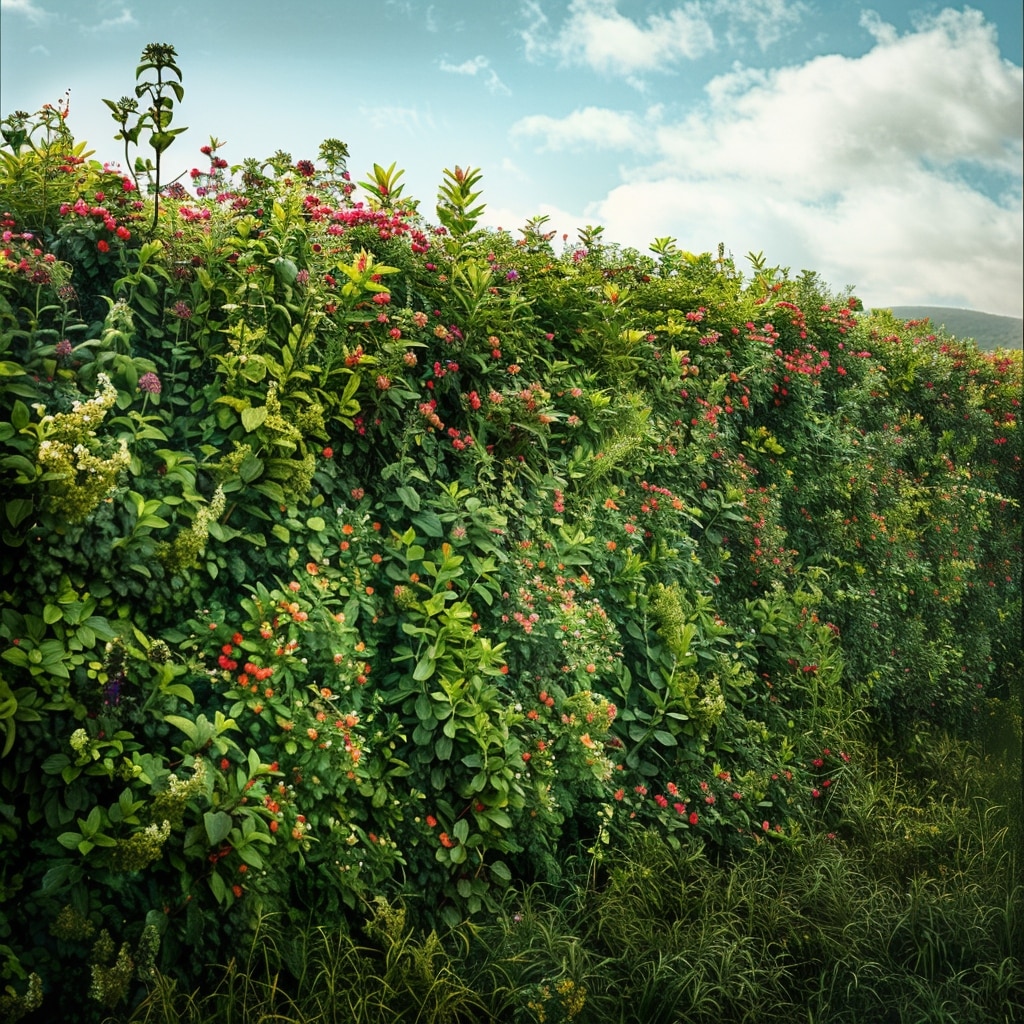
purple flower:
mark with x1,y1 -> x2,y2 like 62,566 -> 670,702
170,300 -> 193,320
55,338 -> 73,357
139,372 -> 162,395
505,270 -> 519,282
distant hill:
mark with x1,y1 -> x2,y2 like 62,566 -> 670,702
870,306 -> 1023,351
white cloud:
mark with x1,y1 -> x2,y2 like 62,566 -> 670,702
479,199 -> 586,245
438,54 -> 511,95
80,6 -> 137,33
511,105 -> 660,151
500,156 -> 530,181
570,7 -> 1022,316
1,0 -> 54,25
355,105 -> 436,138
859,8 -> 898,46
721,0 -> 809,51
520,0 -> 810,76
524,0 -> 716,75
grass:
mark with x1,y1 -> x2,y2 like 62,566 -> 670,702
105,727 -> 1022,1024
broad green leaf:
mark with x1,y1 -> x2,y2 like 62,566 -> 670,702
204,811 -> 233,846
241,406 -> 268,432
396,485 -> 421,511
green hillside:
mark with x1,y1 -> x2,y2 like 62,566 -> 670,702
876,305 -> 1023,350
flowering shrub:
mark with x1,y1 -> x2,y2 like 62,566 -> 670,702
0,48 -> 1019,1021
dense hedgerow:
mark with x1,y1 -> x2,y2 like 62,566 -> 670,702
0,46 -> 1020,1023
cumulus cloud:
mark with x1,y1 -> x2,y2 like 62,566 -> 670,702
1,0 -> 54,25
514,7 -> 1022,315
721,0 -> 809,51
479,199 -> 585,242
520,0 -> 809,76
79,6 -> 137,32
439,54 -> 511,95
524,0 -> 716,75
511,105 -> 661,152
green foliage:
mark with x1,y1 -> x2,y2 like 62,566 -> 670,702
0,45 -> 1020,1021
103,43 -> 188,230
120,733 -> 1023,1023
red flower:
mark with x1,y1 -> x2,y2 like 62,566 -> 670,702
425,815 -> 437,828
97,239 -> 110,253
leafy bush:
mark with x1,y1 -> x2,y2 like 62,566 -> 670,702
0,46 -> 1019,1021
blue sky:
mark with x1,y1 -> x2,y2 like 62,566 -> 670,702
2,0 -> 1021,316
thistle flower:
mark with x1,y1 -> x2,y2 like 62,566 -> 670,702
138,372 -> 162,394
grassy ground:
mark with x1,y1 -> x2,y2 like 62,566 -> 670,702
116,723 -> 1023,1024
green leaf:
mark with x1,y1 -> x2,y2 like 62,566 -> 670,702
490,859 -> 512,882
204,811 -> 233,846
414,693 -> 432,721
208,871 -> 227,903
165,715 -> 199,743
11,400 -> 29,429
411,510 -> 444,537
413,655 -> 435,682
41,753 -> 71,775
241,406 -> 268,432
4,498 -> 34,528
238,845 -> 264,868
396,485 -> 421,511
